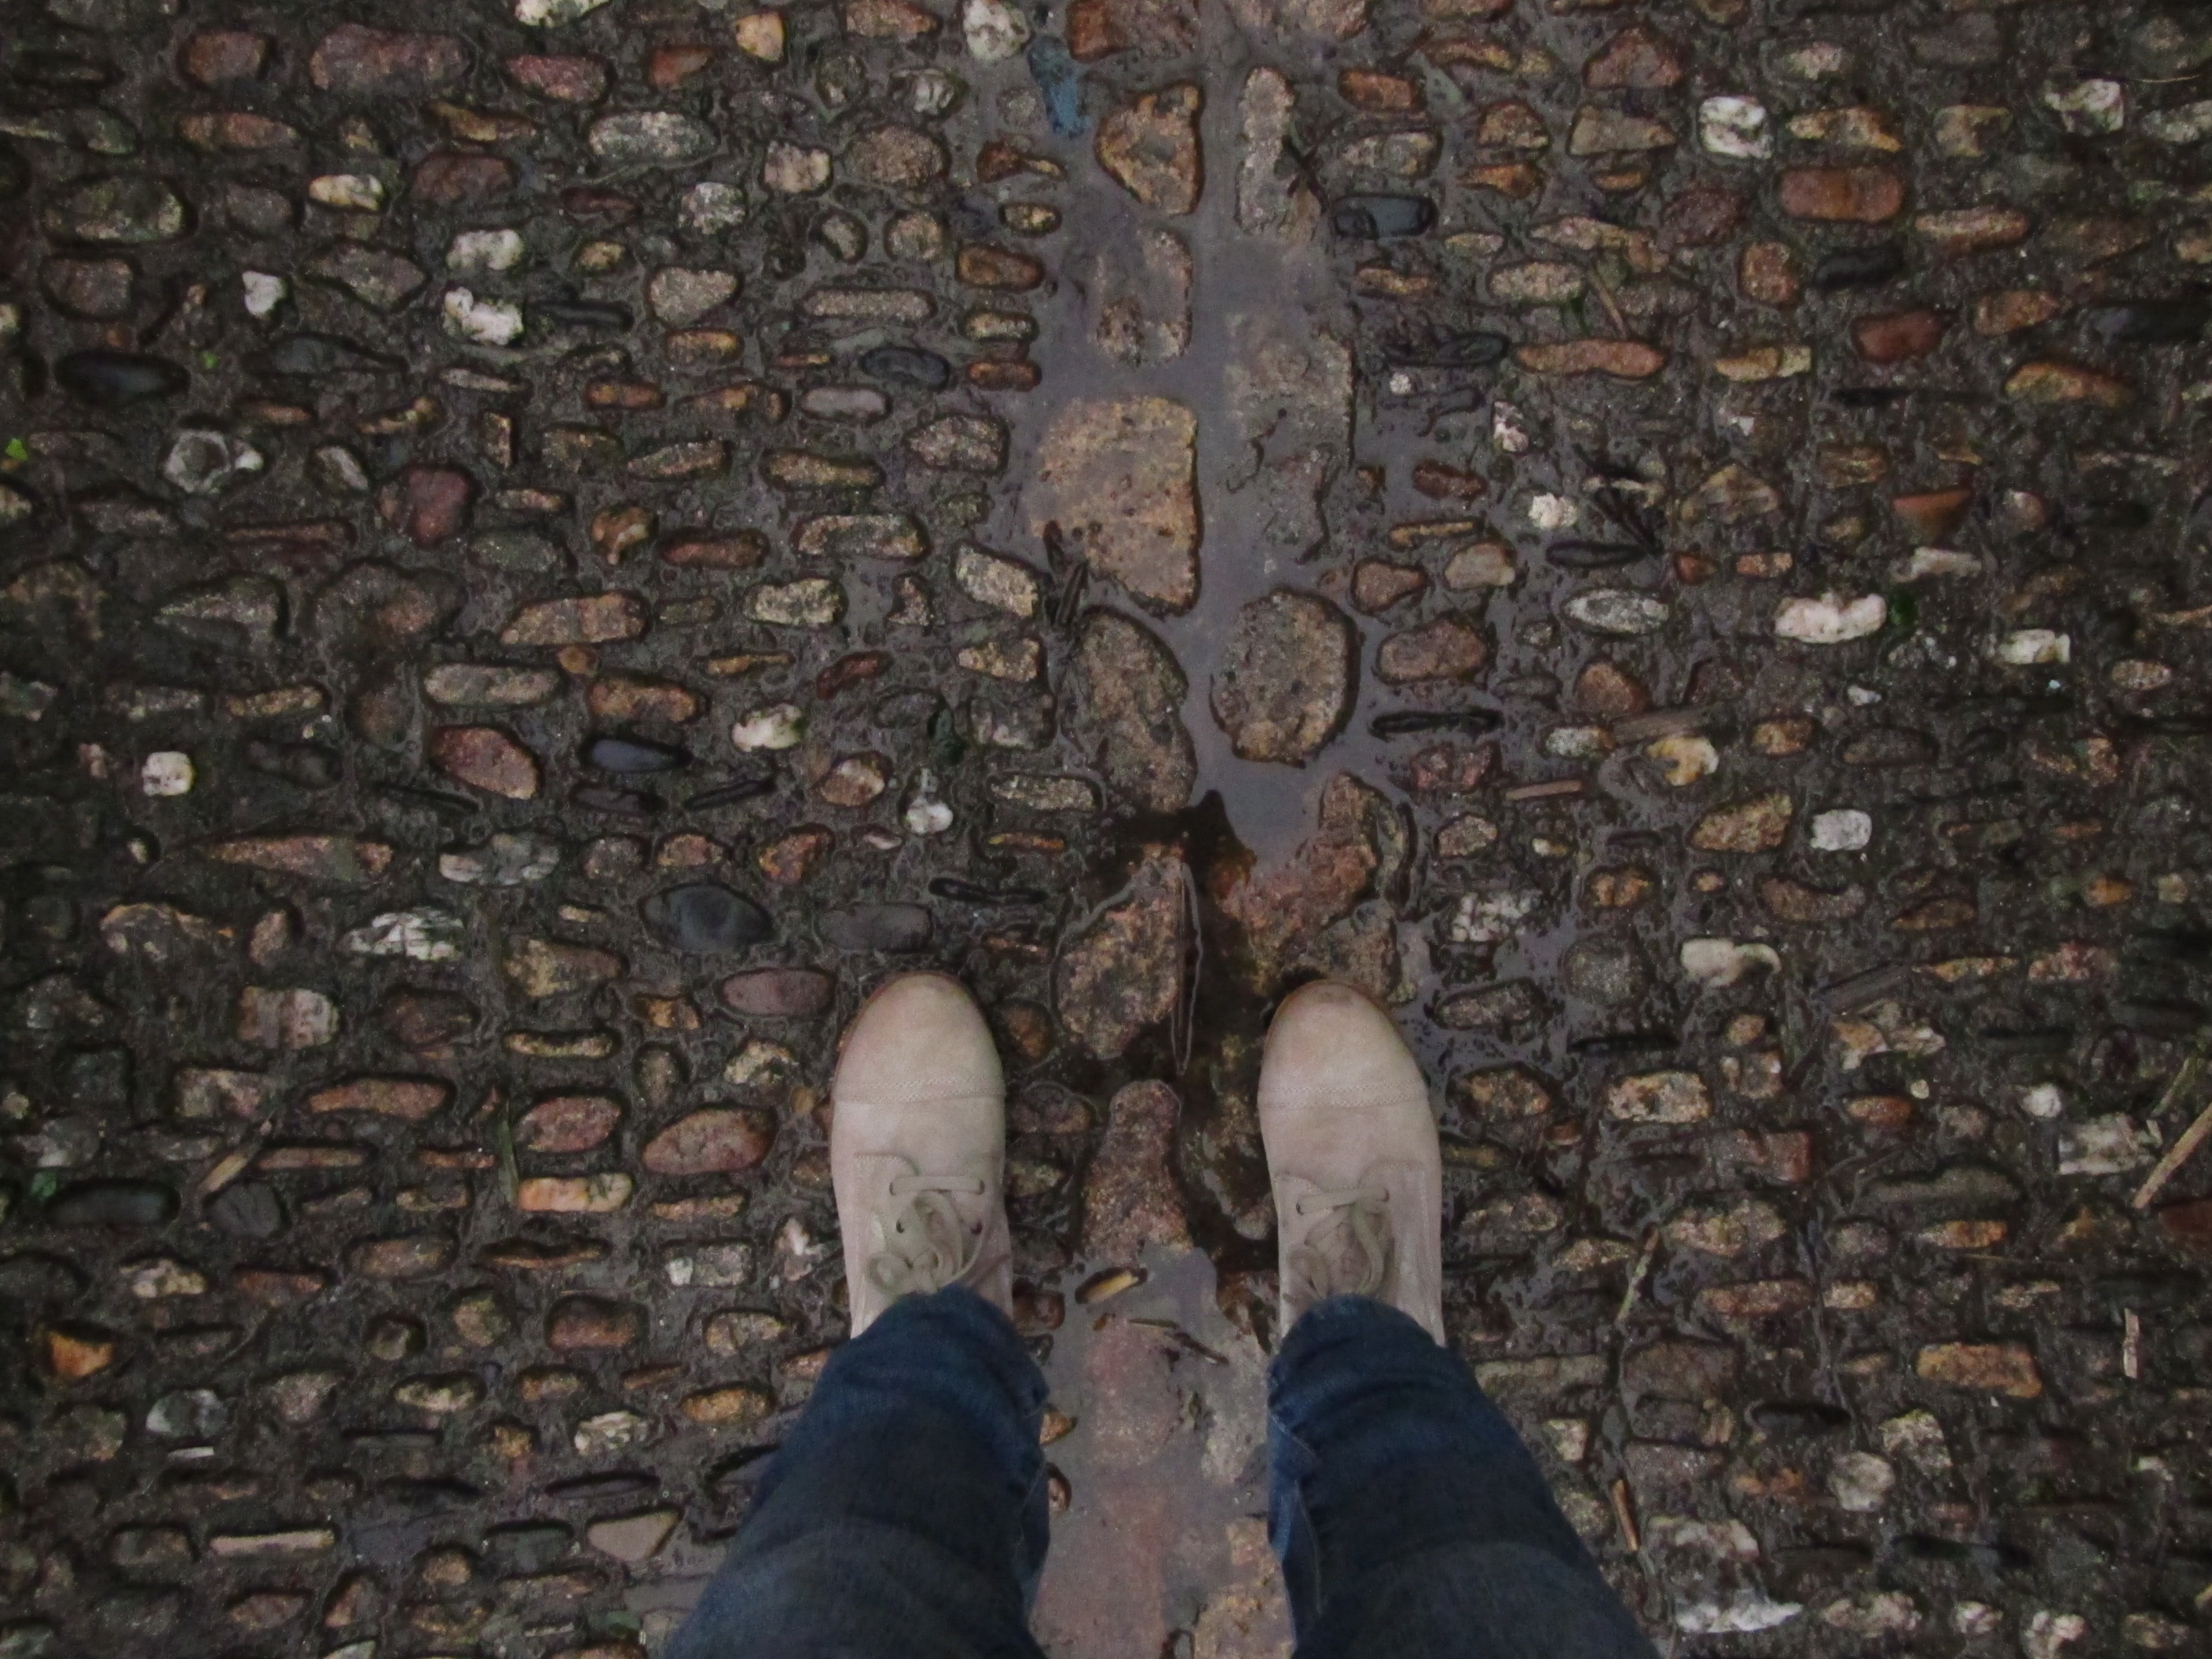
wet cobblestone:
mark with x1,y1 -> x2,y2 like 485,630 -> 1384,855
4,0 -> 2212,1652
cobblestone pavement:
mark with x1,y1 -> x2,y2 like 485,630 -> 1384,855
5,0 -> 2212,1652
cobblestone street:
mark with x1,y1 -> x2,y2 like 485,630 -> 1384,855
4,0 -> 2212,1652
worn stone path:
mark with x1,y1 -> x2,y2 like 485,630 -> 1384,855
4,0 -> 2212,1653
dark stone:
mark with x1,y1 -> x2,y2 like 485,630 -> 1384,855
859,345 -> 953,390
819,903 -> 933,952
585,735 -> 688,772
258,334 -> 406,376
46,1179 -> 178,1227
208,1181 -> 284,1238
485,1522 -> 573,1573
534,299 -> 635,330
1809,242 -> 1906,290
640,884 -> 773,954
244,739 -> 344,790
55,350 -> 188,405
1331,195 -> 1436,239
2085,302 -> 2210,345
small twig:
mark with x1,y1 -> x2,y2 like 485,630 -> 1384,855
1609,1477 -> 1642,1552
1615,1227 -> 1660,1324
1586,267 -> 1630,339
2123,1309 -> 2142,1381
2130,1044 -> 2212,1210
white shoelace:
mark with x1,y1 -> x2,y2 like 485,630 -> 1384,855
866,1173 -> 989,1301
1285,1184 -> 1393,1306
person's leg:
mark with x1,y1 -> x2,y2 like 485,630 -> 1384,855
669,974 -> 1043,1659
1256,982 -> 1656,1659
1268,1295 -> 1654,1659
668,1286 -> 1049,1659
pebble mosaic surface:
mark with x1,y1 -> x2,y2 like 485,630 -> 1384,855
4,0 -> 2212,1652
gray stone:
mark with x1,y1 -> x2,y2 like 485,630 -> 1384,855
588,112 -> 716,165
1211,591 -> 1356,764
1068,611 -> 1196,811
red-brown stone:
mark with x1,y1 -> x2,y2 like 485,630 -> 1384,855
309,25 -> 467,97
719,969 -> 836,1017
517,1094 -> 623,1153
1852,308 -> 1949,364
379,467 -> 474,546
641,1108 -> 776,1175
181,30 -> 271,85
1779,166 -> 1906,223
506,53 -> 609,102
413,153 -> 518,205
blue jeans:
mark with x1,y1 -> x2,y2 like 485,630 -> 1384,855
668,1289 -> 1655,1659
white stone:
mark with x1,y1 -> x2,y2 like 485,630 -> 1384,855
1774,591 -> 1885,644
1543,1419 -> 1591,1463
1893,548 -> 1982,581
2058,1114 -> 2152,1175
954,545 -> 1040,617
1681,938 -> 1781,986
906,70 -> 962,118
1564,589 -> 1670,635
442,287 -> 525,346
572,1409 -> 650,1456
1678,1593 -> 1803,1635
1995,628 -> 2070,665
1544,725 -> 1609,760
1492,400 -> 1530,452
733,11 -> 786,60
146,1387 -> 228,1439
1780,42 -> 1849,77
682,181 -> 750,234
123,1257 -> 207,1298
439,833 -> 559,886
1701,95 -> 1774,158
723,1040 -> 797,1086
1525,494 -> 1577,530
448,228 -> 526,273
161,430 -> 263,495
339,909 -> 465,962
763,141 -> 832,194
2025,1613 -> 2089,1659
1645,1516 -> 1760,1561
664,1243 -> 754,1287
732,704 -> 805,750
308,173 -> 384,211
1811,808 -> 1872,851
2044,80 -> 2126,135
141,752 -> 194,796
516,0 -> 613,22
961,0 -> 1030,60
1829,1451 -> 1895,1513
1879,1410 -> 1954,1474
1647,733 -> 1718,785
903,770 -> 954,835
2020,1082 -> 2066,1120
1953,1603 -> 2003,1639
1450,889 -> 1540,944
2146,101 -> 2212,143
1822,1593 -> 1921,1639
240,271 -> 287,318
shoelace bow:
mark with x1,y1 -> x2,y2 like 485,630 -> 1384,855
1285,1185 -> 1393,1305
866,1172 -> 989,1300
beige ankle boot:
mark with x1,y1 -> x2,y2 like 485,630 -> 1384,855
830,973 -> 1012,1335
1258,980 -> 1445,1342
